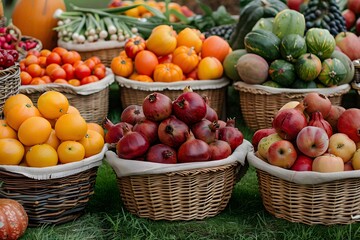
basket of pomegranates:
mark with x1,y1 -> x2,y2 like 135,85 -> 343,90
233,81 -> 351,131
0,49 -> 21,115
104,88 -> 251,220
247,92 -> 360,225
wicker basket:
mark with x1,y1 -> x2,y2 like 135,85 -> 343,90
17,35 -> 43,59
116,76 -> 230,118
247,150 -> 360,225
0,64 -> 21,116
19,69 -> 114,124
58,39 -> 125,67
233,81 -> 351,131
0,145 -> 107,226
105,140 -> 252,221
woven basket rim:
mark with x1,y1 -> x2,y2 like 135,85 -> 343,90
116,76 -> 230,91
0,145 -> 107,180
57,39 -> 125,52
233,81 -> 351,95
352,82 -> 360,90
19,68 -> 114,95
106,140 -> 252,177
247,150 -> 360,185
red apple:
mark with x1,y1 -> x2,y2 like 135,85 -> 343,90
342,9 -> 356,30
328,133 -> 357,163
296,126 -> 329,158
257,133 -> 282,160
356,17 -> 360,36
290,154 -> 313,171
251,128 -> 277,151
348,0 -> 360,14
287,0 -> 305,11
335,31 -> 360,60
267,140 -> 297,169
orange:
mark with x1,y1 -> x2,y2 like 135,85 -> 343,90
3,94 -> 33,116
79,130 -> 105,158
27,63 -> 43,77
55,113 -> 88,141
44,129 -> 60,150
87,122 -> 105,139
67,105 -> 81,115
57,141 -> 85,164
20,71 -> 33,85
0,138 -> 24,165
26,144 -> 58,167
134,50 -> 159,76
24,54 -> 39,66
17,116 -> 52,146
0,120 -> 17,139
37,91 -> 69,119
5,102 -> 42,131
39,49 -> 51,57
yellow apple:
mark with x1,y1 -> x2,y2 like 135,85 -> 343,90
328,133 -> 357,163
257,133 -> 282,160
351,149 -> 360,170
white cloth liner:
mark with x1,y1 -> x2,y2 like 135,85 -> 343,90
58,39 -> 125,52
105,140 -> 252,177
19,68 -> 115,95
234,81 -> 351,94
116,76 -> 230,91
247,150 -> 360,185
0,145 -> 108,180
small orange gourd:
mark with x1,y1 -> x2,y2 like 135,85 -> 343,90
111,56 -> 134,77
0,199 -> 28,240
12,0 -> 66,49
172,46 -> 199,74
176,28 -> 203,54
153,63 -> 183,82
146,25 -> 177,56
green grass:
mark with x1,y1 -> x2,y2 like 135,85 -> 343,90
18,85 -> 360,240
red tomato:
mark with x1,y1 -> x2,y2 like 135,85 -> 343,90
84,59 -> 96,71
80,75 -> 99,85
68,79 -> 81,86
49,67 -> 66,81
74,64 -> 91,79
46,52 -> 62,65
62,63 -> 75,80
89,56 -> 101,65
94,63 -> 106,71
93,67 -> 106,80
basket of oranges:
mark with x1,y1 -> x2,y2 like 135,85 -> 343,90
18,48 -> 114,124
0,91 -> 107,226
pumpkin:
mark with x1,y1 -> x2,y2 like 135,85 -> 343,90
0,199 -> 28,240
124,36 -> 146,59
268,59 -> 296,87
279,34 -> 307,62
330,50 -> 355,85
12,0 -> 66,50
318,58 -> 347,87
305,28 -> 336,60
172,46 -> 199,74
130,74 -> 154,82
153,63 -> 183,82
272,9 -> 306,39
176,28 -> 203,54
146,25 -> 177,56
110,56 -> 133,77
295,53 -> 322,82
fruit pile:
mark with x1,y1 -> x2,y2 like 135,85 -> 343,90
111,25 -> 230,82
341,0 -> 360,35
0,25 -> 40,52
19,47 -> 106,86
252,92 -> 360,172
226,9 -> 354,88
104,88 -> 244,163
0,49 -> 19,69
0,91 -> 105,167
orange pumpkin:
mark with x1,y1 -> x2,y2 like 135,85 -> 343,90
0,199 -> 28,240
172,46 -> 199,74
110,56 -> 134,77
130,74 -> 154,82
124,36 -> 146,59
146,25 -> 177,56
176,28 -> 203,54
12,0 -> 66,50
153,63 -> 183,82
201,36 -> 230,63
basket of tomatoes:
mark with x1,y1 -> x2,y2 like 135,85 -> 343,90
0,91 -> 107,226
18,47 -> 114,124
112,27 -> 232,118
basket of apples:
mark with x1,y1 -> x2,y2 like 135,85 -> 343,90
105,87 -> 251,220
0,49 -> 21,115
247,92 -> 360,225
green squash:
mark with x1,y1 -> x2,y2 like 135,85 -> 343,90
279,34 -> 307,63
252,17 -> 274,32
330,50 -> 355,84
223,49 -> 248,82
268,59 -> 296,87
272,9 -> 306,39
244,29 -> 281,61
291,79 -> 318,89
295,53 -> 322,82
318,58 -> 347,86
305,28 -> 336,60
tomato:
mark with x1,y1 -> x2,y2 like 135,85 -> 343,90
62,63 -> 75,80
20,71 -> 32,85
39,49 -> 51,57
49,67 -> 66,81
80,75 -> 99,85
30,77 -> 46,85
74,64 -> 91,79
38,56 -> 47,68
73,60 -> 84,68
94,63 -> 106,71
84,59 -> 96,71
124,36 -> 146,59
24,54 -> 39,66
26,63 -> 43,78
89,56 -> 101,65
52,47 -> 68,57
68,79 -> 81,86
46,52 -> 62,65
53,79 -> 68,84
93,67 -> 106,80
62,51 -> 76,65
45,63 -> 61,76
41,75 -> 52,83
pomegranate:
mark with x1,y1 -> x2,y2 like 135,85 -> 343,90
203,96 -> 218,122
120,104 -> 146,125
209,140 -> 232,160
191,119 -> 219,144
308,111 -> 333,138
133,119 -> 159,144
142,92 -> 172,122
172,90 -> 207,125
302,92 -> 332,118
177,138 -> 211,163
337,108 -> 360,143
146,144 -> 177,164
325,105 -> 346,132
217,119 -> 244,151
103,118 -> 133,144
272,103 -> 307,140
116,125 -> 150,159
158,115 -> 189,148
